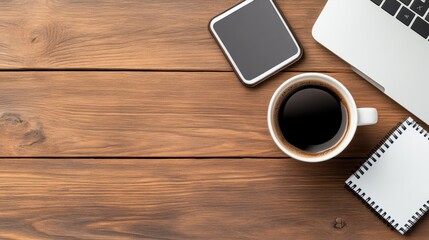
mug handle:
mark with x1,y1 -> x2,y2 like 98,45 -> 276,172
357,108 -> 378,126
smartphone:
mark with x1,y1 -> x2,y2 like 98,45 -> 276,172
209,0 -> 303,87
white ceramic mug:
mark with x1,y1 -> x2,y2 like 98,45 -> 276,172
267,73 -> 378,162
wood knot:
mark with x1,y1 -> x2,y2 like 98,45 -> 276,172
21,129 -> 46,147
333,217 -> 346,230
0,112 -> 46,152
0,113 -> 25,125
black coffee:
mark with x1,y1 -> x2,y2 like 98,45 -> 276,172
278,85 -> 347,153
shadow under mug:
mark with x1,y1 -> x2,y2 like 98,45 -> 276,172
267,73 -> 378,162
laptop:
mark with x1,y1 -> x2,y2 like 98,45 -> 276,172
313,0 -> 429,124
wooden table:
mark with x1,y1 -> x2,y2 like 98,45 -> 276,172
0,1 -> 426,239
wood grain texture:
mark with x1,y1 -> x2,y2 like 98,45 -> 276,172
0,0 -> 349,72
0,158 -> 425,240
0,0 -> 425,239
0,71 -> 420,157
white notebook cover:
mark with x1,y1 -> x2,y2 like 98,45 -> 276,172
346,117 -> 429,234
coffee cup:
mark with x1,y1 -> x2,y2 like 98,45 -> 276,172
267,73 -> 378,162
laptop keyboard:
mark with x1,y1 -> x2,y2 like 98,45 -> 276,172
371,0 -> 429,39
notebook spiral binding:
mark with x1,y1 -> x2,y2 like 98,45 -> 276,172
352,119 -> 410,180
346,117 -> 429,234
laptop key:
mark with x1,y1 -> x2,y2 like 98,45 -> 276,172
382,0 -> 402,16
411,17 -> 429,38
399,0 -> 412,6
397,7 -> 416,26
371,0 -> 383,5
410,0 -> 429,17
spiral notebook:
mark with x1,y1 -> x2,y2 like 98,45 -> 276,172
346,117 -> 429,234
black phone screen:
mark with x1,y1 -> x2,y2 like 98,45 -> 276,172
212,0 -> 300,82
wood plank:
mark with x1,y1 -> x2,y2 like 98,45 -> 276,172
0,71 -> 418,157
0,0 -> 349,72
0,158 -> 425,239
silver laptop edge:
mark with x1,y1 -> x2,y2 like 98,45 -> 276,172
313,0 -> 429,124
